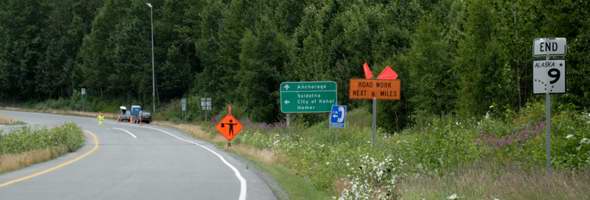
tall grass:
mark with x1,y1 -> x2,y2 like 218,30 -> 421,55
0,123 -> 84,173
221,101 -> 590,199
401,165 -> 590,200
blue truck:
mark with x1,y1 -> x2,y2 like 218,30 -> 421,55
118,105 -> 152,123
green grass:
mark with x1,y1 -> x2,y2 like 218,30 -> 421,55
400,165 -> 590,200
258,163 -> 330,200
224,101 -> 590,199
233,152 -> 330,200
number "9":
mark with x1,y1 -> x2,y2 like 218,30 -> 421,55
548,68 -> 560,84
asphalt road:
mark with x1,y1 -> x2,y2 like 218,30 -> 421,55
0,110 -> 277,200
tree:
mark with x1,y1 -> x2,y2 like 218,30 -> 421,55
78,0 -> 152,102
237,14 -> 292,122
0,0 -> 48,100
405,14 -> 457,115
455,0 -> 513,116
157,0 -> 199,100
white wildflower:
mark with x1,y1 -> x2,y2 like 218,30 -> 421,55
566,134 -> 575,139
447,193 -> 459,200
581,138 -> 590,145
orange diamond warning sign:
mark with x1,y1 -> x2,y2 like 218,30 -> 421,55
216,114 -> 242,141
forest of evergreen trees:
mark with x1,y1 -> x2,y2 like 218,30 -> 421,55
0,0 -> 589,130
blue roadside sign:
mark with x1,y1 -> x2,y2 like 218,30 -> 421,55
330,105 -> 346,128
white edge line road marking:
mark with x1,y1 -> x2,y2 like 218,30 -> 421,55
139,125 -> 247,200
112,127 -> 138,139
0,130 -> 100,188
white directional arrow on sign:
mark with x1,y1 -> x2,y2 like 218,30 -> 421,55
284,100 -> 290,104
284,84 -> 290,90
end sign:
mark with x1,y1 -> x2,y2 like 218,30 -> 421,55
533,38 -> 566,56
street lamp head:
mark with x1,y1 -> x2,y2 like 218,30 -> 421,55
146,3 -> 152,8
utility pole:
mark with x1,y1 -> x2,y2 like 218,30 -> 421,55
146,2 -> 156,113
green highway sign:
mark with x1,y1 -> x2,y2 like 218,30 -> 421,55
280,81 -> 337,113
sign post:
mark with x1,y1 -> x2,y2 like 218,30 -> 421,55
181,98 -> 187,120
371,98 -> 377,146
349,65 -> 401,146
533,37 -> 567,175
81,88 -> 86,112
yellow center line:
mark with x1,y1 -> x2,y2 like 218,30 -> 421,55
0,130 -> 100,188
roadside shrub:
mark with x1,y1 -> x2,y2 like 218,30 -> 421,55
398,116 -> 481,174
549,111 -> 590,169
0,123 -> 84,155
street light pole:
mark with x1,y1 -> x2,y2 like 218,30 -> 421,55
146,2 -> 156,113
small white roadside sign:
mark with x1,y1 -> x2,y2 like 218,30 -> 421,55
533,38 -> 567,56
533,60 -> 565,94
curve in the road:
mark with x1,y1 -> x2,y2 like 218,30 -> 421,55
0,130 -> 100,188
0,110 -> 277,200
140,125 -> 247,200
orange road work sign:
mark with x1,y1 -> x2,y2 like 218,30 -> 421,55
216,114 -> 243,141
349,79 -> 401,100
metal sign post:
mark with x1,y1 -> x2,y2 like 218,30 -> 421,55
372,98 -> 377,146
181,98 -> 187,120
533,37 -> 567,175
286,113 -> 290,128
545,89 -> 551,174
545,53 -> 552,175
81,88 -> 86,112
